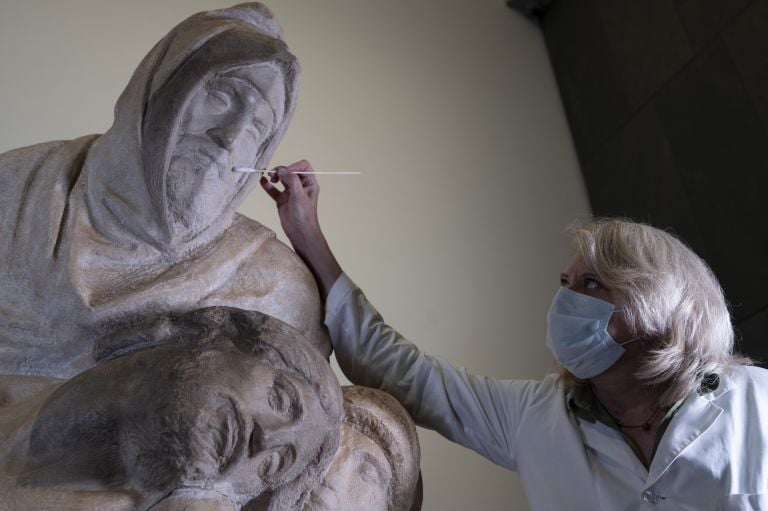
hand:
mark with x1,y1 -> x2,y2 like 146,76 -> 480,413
260,160 -> 320,255
260,160 -> 342,298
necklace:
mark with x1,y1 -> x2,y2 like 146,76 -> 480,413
615,406 -> 663,432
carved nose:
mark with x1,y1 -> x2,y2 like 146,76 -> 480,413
207,121 -> 246,151
249,419 -> 295,457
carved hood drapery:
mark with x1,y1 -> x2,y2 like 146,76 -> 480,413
0,4 -> 327,378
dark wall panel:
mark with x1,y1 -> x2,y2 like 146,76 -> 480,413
676,0 -> 754,49
541,0 -> 768,362
543,0 -> 633,162
738,308 -> 768,364
583,105 -> 709,256
654,40 -> 768,322
724,0 -> 768,137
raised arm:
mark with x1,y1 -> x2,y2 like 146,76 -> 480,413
260,160 -> 341,299
261,160 -> 546,470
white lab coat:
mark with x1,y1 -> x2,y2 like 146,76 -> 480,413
325,273 -> 768,510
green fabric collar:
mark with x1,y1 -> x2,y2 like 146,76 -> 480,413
566,374 -> 720,465
566,373 -> 720,424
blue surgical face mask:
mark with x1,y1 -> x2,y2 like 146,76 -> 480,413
546,287 -> 636,379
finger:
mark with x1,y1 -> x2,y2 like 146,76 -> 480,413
277,166 -> 304,193
287,159 -> 319,194
297,171 -> 319,187
260,175 -> 282,202
269,166 -> 284,183
286,159 -> 314,173
298,173 -> 320,198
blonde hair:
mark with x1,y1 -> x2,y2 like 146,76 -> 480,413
562,218 -> 749,405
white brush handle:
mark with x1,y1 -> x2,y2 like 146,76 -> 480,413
233,167 -> 360,175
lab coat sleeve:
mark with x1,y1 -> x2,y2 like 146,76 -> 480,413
325,273 -> 543,471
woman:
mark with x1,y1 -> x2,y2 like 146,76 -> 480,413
263,161 -> 768,510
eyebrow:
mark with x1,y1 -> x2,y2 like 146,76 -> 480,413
224,75 -> 278,126
560,272 -> 602,286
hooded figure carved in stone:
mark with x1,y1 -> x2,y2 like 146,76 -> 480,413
0,308 -> 343,511
0,3 -> 329,378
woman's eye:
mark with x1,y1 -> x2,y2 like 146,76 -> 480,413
584,278 -> 602,289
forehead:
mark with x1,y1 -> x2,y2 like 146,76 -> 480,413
563,254 -> 592,275
150,344 -> 273,387
219,61 -> 282,86
215,62 -> 285,119
191,344 -> 283,373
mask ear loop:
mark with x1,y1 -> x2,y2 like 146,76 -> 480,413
610,307 -> 643,347
618,336 -> 641,347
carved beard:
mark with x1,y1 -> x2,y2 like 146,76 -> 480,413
165,137 -> 244,237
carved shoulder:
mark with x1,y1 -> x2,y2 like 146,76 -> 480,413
218,221 -> 331,357
0,141 -> 68,225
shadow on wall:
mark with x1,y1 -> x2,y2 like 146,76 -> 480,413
506,0 -> 555,21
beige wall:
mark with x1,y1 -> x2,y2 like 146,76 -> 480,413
0,1 -> 589,509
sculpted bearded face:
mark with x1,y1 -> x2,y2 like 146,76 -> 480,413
133,15 -> 299,244
166,62 -> 285,234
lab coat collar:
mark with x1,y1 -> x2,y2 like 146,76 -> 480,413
646,374 -> 733,487
575,374 -> 732,485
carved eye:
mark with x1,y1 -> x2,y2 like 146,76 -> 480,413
258,449 -> 282,478
257,445 -> 295,481
359,459 -> 382,485
205,89 -> 232,114
214,397 -> 241,470
244,126 -> 263,146
357,452 -> 389,487
268,377 -> 301,421
268,384 -> 292,419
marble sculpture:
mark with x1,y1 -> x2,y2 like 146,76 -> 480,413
0,309 -> 341,510
0,2 -> 328,379
305,386 -> 422,511
0,3 -> 421,510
